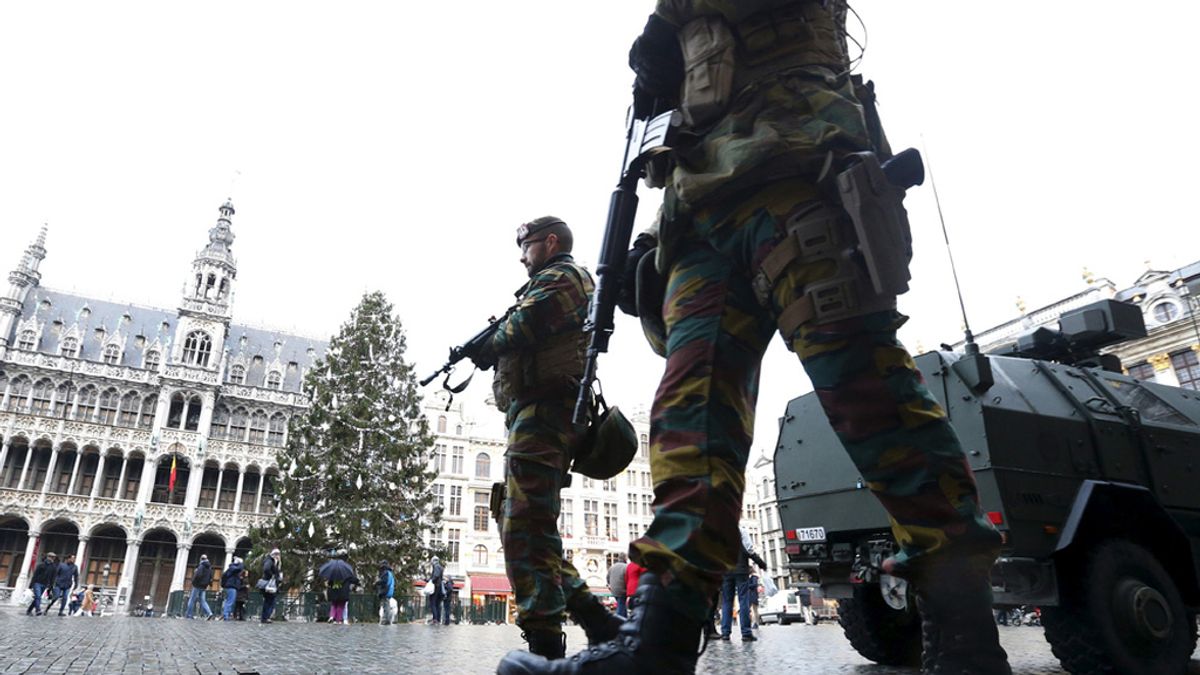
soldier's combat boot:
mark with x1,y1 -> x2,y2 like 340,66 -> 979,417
523,629 -> 567,660
496,572 -> 703,675
566,594 -> 625,647
913,563 -> 1011,675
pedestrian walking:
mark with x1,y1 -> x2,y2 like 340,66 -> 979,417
258,548 -> 283,624
428,555 -> 444,624
186,554 -> 215,620
235,569 -> 249,621
606,554 -> 628,617
80,587 -> 97,617
68,587 -> 83,615
25,552 -> 57,616
221,556 -> 245,620
720,527 -> 767,641
441,575 -> 454,625
376,561 -> 396,625
318,550 -> 357,625
748,575 -> 761,628
44,553 -> 78,616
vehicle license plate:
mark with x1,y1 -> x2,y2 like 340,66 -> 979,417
796,527 -> 826,542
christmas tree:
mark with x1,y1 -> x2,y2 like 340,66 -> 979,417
252,291 -> 441,591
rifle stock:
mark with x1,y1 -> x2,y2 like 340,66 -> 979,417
573,106 -> 680,425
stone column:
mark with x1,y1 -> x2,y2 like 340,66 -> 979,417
116,538 -> 141,604
254,474 -> 265,514
223,547 -> 234,571
15,444 -> 35,491
136,455 -> 158,506
65,450 -> 84,496
74,535 -> 90,580
196,392 -> 216,438
0,440 -> 10,486
39,443 -> 61,495
11,530 -> 40,604
210,466 -> 224,510
232,469 -> 246,518
115,455 -> 130,501
169,543 -> 191,593
90,453 -> 108,501
183,460 -> 205,512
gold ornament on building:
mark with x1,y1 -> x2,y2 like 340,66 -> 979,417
1016,296 -> 1027,314
1082,267 -> 1095,285
1148,353 -> 1172,372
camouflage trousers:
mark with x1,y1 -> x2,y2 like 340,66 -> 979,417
502,397 -> 595,632
630,179 -> 1001,622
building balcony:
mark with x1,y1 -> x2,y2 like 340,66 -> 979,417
218,384 -> 306,407
161,364 -> 219,386
3,350 -> 156,384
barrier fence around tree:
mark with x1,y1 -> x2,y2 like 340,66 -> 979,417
165,591 -> 509,624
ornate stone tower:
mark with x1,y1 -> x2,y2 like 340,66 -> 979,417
171,200 -> 238,371
0,225 -> 48,356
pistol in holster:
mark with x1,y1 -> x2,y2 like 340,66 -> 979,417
490,481 -> 507,529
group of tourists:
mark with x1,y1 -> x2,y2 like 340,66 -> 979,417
24,551 -> 99,617
182,548 -> 282,623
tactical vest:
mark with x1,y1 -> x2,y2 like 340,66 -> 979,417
492,264 -> 591,412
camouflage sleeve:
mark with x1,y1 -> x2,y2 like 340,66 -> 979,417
480,263 -> 591,358
654,0 -> 818,25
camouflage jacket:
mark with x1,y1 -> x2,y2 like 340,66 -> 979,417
652,0 -> 873,213
479,253 -> 594,410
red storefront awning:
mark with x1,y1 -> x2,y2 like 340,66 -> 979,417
470,573 -> 512,594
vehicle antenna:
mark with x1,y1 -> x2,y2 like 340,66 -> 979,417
922,137 -> 978,354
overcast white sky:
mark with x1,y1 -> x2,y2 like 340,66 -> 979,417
2,2 -> 1197,477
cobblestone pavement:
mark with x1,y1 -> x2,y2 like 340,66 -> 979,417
1,610 -> 1199,674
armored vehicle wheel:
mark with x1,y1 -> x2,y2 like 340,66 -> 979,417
837,583 -> 922,667
1042,540 -> 1197,675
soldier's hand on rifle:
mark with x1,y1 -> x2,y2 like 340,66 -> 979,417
629,14 -> 682,117
617,233 -> 657,317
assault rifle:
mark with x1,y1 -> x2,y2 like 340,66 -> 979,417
573,105 -> 681,426
420,305 -> 516,405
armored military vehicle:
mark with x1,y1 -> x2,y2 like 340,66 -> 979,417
774,299 -> 1200,674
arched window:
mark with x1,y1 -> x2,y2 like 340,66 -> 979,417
229,407 -> 248,441
437,416 -> 447,434
182,331 -> 212,367
76,385 -> 98,420
118,391 -> 141,426
30,379 -> 53,415
54,381 -> 75,418
475,453 -> 491,480
248,411 -> 268,444
266,371 -> 282,390
268,413 -> 287,446
5,376 -> 31,412
473,545 -> 488,567
455,424 -> 463,435
139,394 -> 157,429
167,393 -> 185,428
60,337 -> 79,358
184,396 -> 203,431
16,329 -> 37,350
97,388 -> 120,424
144,350 -> 160,371
102,344 -> 121,365
210,405 -> 230,439
228,365 -> 245,385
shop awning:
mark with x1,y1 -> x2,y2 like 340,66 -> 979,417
470,573 -> 512,594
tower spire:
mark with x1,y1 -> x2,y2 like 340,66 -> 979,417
181,199 -> 238,317
0,224 -> 49,352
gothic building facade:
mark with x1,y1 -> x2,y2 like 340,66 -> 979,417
0,201 -> 325,610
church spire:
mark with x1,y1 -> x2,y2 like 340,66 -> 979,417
0,224 -> 49,352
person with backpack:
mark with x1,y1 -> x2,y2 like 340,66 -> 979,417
220,556 -> 244,621
185,554 -> 214,620
376,561 -> 396,625
440,575 -> 454,625
428,555 -> 444,624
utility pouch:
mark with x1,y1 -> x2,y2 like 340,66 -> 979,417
836,152 -> 912,296
489,481 -> 506,528
851,76 -> 893,159
677,16 -> 736,129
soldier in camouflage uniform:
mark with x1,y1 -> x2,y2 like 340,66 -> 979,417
498,3 -> 1010,675
476,217 -> 623,660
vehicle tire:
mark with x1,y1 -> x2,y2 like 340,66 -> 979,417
779,618 -> 790,626
838,583 -> 922,667
1043,539 -> 1197,675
